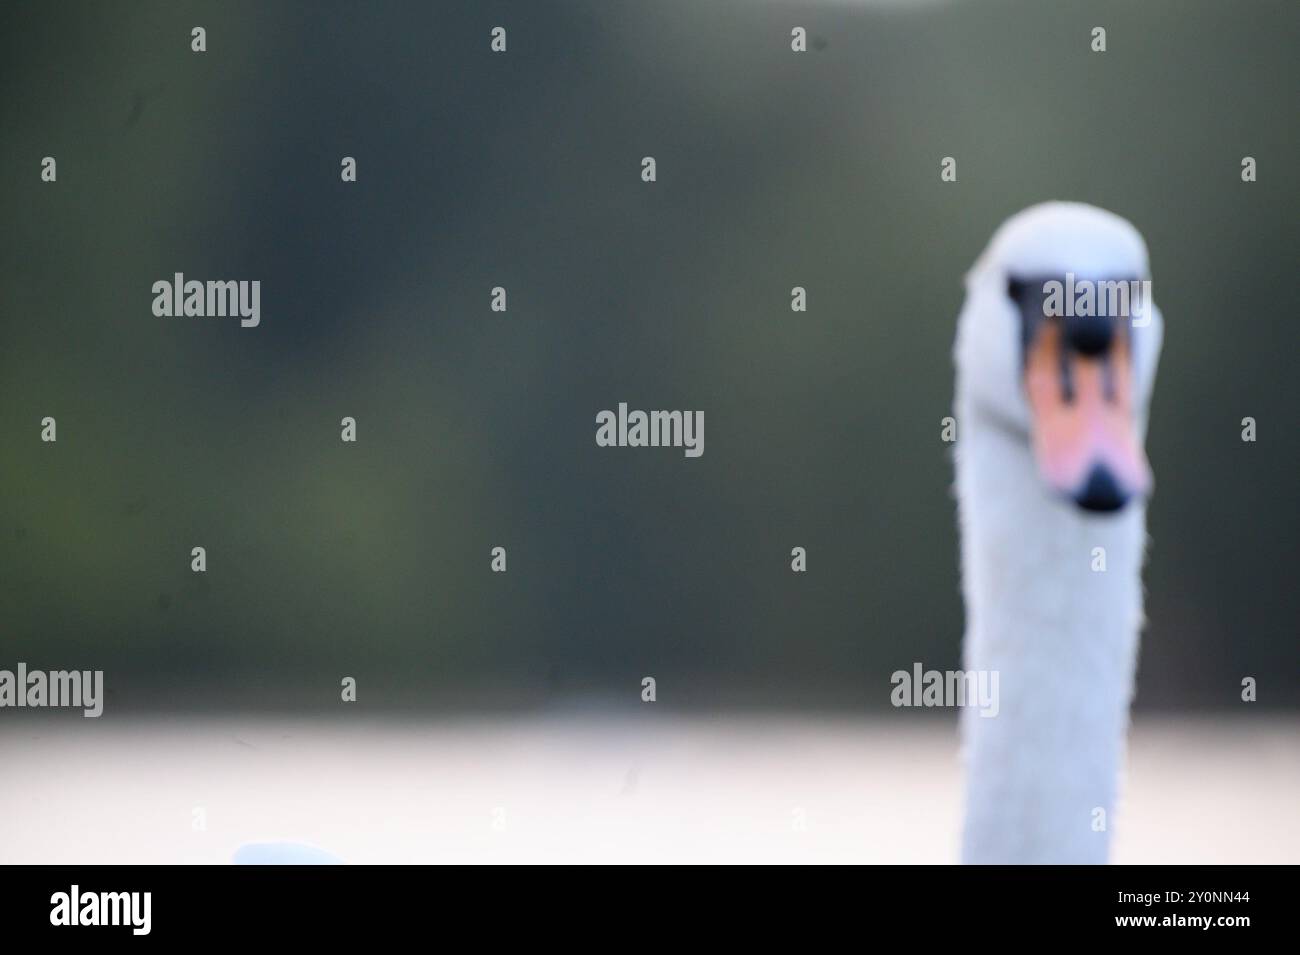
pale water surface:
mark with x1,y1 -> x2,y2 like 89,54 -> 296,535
2,716 -> 1294,864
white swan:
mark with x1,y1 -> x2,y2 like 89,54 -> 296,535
954,202 -> 1163,864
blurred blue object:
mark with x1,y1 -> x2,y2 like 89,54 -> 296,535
233,842 -> 342,865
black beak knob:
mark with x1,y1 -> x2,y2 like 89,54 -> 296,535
1063,313 -> 1115,357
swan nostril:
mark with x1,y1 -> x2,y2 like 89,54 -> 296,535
1073,464 -> 1129,513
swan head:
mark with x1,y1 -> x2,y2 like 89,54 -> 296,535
956,202 -> 1163,513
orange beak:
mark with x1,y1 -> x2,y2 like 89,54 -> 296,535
1025,319 -> 1151,512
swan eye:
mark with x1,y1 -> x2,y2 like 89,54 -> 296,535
1007,277 -> 1029,302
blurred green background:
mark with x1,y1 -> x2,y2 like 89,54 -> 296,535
2,0 -> 1295,712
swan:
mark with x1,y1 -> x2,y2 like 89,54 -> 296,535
953,202 -> 1163,864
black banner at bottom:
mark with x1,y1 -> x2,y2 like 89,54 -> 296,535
3,864 -> 1280,942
